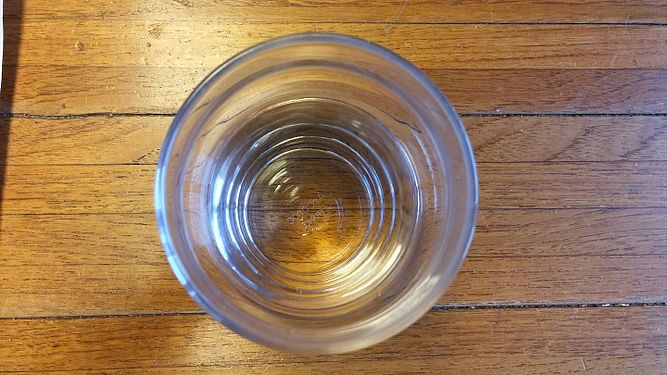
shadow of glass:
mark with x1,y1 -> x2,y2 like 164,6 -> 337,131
0,0 -> 24,239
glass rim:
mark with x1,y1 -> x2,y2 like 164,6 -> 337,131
155,32 -> 479,353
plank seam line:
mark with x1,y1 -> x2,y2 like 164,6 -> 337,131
3,302 -> 666,321
5,159 -> 667,167
0,311 -> 207,321
432,301 -> 667,311
460,113 -> 667,117
3,112 -> 667,120
0,112 -> 176,119
4,206 -> 667,217
309,21 -> 667,26
6,19 -> 667,26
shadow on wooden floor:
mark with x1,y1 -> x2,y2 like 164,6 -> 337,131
0,0 -> 25,235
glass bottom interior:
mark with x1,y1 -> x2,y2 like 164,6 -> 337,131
208,99 -> 421,310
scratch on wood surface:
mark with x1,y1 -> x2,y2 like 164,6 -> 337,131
148,23 -> 163,39
74,40 -> 85,52
171,0 -> 194,7
566,86 -> 591,112
580,357 -> 588,370
105,274 -> 113,290
383,0 -> 408,35
153,344 -> 161,366
479,210 -> 491,231
237,342 -> 248,358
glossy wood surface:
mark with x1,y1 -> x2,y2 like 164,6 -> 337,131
1,1 -> 666,373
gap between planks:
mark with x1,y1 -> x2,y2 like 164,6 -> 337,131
6,17 -> 667,26
5,206 -> 667,217
1,301 -> 666,321
2,112 -> 667,120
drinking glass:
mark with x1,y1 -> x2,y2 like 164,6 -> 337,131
155,33 -> 478,354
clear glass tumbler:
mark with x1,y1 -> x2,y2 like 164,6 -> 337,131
155,33 -> 478,353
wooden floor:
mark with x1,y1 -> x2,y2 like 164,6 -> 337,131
2,1 -> 667,373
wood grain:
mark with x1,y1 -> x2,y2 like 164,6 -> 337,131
478,162 -> 667,209
3,208 -> 666,316
0,264 -> 198,318
5,115 -> 667,165
1,165 -> 155,214
5,209 -> 666,266
7,68 -> 667,115
466,116 -> 667,162
6,16 -> 667,115
1,307 -> 665,373
4,0 -> 667,370
2,114 -> 661,315
8,0 -> 667,23
11,22 -> 667,69
7,21 -> 667,117
1,116 -> 169,165
2,161 -> 666,215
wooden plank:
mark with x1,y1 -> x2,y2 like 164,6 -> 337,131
6,68 -> 666,115
478,162 -> 667,209
1,214 -> 165,266
1,165 -> 155,214
426,69 -> 667,115
466,115 -> 667,162
0,265 -> 198,318
1,307 -> 665,373
2,254 -> 663,317
5,210 -> 666,266
5,115 -> 667,165
452,255 -> 667,305
2,208 -> 666,316
2,116 -> 170,165
3,161 -> 666,215
3,363 -> 665,375
472,208 -> 667,259
10,22 -> 667,69
6,21 -> 667,115
4,66 -> 208,115
8,0 -> 667,23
